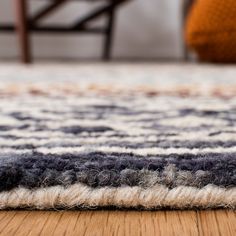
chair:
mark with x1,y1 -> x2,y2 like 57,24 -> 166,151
0,0 -> 130,63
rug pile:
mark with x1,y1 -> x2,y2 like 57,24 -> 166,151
0,64 -> 235,209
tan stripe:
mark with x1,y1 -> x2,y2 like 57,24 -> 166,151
0,184 -> 235,209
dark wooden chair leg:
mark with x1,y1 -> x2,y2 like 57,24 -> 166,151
103,4 -> 116,61
15,0 -> 31,63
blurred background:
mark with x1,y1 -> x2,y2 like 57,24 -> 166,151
0,0 -> 185,61
0,0 -> 235,64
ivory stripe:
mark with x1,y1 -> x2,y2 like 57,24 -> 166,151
36,146 -> 236,156
1,133 -> 236,146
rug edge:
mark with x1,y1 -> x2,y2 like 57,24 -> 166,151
0,184 -> 235,210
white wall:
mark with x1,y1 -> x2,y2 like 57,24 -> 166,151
0,0 -> 184,60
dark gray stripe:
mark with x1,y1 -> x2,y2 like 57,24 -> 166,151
1,140 -> 236,149
0,152 -> 235,192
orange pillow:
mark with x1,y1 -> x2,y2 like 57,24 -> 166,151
185,0 -> 236,63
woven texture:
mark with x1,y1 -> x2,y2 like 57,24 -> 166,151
0,76 -> 235,210
185,0 -> 236,62
0,63 -> 236,210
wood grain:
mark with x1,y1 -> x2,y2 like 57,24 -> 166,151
0,210 -> 234,236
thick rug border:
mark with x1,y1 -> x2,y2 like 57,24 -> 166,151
0,184 -> 235,210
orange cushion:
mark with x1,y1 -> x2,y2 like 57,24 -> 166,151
185,0 -> 236,62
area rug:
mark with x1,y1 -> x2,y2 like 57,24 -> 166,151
0,64 -> 235,210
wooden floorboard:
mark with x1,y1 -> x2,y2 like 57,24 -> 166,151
0,210 -> 235,236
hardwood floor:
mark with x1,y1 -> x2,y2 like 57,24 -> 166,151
0,210 -> 235,236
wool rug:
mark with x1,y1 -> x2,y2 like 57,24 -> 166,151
0,64 -> 235,210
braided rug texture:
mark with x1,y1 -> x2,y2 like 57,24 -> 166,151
0,66 -> 235,210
